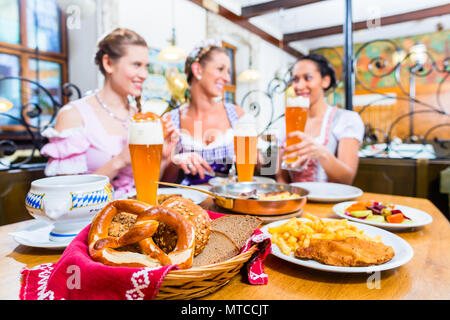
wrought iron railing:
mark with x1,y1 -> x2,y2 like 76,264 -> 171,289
239,40 -> 449,160
0,76 -> 81,170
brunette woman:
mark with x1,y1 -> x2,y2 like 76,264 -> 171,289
277,53 -> 364,185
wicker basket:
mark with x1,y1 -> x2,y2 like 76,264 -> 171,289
156,245 -> 258,300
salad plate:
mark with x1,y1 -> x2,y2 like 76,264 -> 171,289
333,201 -> 433,230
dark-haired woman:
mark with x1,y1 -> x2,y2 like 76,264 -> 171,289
161,39 -> 257,185
40,28 -> 178,198
276,54 -> 364,185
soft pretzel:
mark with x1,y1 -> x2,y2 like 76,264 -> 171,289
88,199 -> 195,269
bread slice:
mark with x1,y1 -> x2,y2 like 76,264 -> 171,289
211,215 -> 263,250
192,230 -> 239,267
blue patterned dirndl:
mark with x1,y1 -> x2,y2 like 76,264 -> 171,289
170,103 -> 239,185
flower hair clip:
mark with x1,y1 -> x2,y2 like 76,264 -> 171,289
188,38 -> 222,61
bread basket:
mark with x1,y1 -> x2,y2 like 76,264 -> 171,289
156,245 -> 258,300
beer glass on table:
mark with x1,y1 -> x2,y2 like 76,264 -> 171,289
282,96 -> 310,171
234,122 -> 258,182
128,114 -> 164,205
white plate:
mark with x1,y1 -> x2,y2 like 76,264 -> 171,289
261,218 -> 414,273
157,187 -> 208,204
10,221 -> 71,250
290,182 -> 363,202
333,201 -> 433,230
208,176 -> 276,186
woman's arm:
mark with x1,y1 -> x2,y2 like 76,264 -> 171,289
318,138 -> 360,185
282,131 -> 360,185
94,147 -> 130,181
55,104 -> 130,180
54,104 -> 83,132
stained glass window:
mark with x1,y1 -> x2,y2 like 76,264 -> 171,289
0,53 -> 21,126
27,0 -> 62,53
0,0 -> 20,45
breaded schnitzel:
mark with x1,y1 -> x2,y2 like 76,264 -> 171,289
295,237 -> 395,267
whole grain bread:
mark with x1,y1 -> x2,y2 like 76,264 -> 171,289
211,215 -> 263,250
192,230 -> 239,267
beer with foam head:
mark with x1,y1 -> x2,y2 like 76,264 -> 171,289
284,96 -> 310,164
128,114 -> 164,205
234,122 -> 258,182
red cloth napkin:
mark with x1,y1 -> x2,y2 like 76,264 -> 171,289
19,211 -> 271,300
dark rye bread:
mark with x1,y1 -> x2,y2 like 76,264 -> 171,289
211,215 -> 263,250
192,230 -> 239,267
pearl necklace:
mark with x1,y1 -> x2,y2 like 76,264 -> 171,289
95,93 -> 132,128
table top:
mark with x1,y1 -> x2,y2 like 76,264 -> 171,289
1,192 -> 449,300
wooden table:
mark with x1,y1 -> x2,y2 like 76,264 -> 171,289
1,192 -> 449,300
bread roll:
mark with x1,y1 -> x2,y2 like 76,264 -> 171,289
154,196 -> 211,256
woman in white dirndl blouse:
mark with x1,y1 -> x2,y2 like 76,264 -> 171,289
277,53 -> 364,185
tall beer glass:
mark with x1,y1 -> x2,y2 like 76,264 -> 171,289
282,96 -> 310,170
128,114 -> 164,205
234,122 -> 258,182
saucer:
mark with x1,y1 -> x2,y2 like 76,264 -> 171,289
10,221 -> 73,249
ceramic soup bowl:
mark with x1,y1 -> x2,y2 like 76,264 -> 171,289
25,174 -> 113,242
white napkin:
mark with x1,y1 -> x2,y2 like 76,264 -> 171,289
9,222 -> 53,243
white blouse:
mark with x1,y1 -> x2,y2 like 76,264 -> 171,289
278,105 -> 365,182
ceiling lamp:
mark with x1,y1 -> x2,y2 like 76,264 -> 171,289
157,33 -> 186,62
157,0 -> 186,63
238,68 -> 260,82
0,98 -> 13,113
238,53 -> 260,83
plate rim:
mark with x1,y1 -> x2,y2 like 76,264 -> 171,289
289,182 -> 363,202
332,201 -> 433,229
260,217 -> 414,273
156,187 -> 208,204
122,187 -> 208,204
12,221 -> 70,249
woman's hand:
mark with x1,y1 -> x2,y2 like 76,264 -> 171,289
281,131 -> 329,169
161,117 -> 180,159
172,152 -> 214,180
115,146 -> 132,170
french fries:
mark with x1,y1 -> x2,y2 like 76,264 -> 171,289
268,213 -> 382,256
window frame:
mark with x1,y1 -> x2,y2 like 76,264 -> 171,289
222,41 -> 236,105
0,0 -> 68,133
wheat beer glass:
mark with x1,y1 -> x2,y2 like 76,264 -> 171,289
282,96 -> 310,171
128,114 -> 164,205
234,122 -> 258,182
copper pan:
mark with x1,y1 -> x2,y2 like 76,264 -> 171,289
210,182 -> 309,215
154,181 -> 309,216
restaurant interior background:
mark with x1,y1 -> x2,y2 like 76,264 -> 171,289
0,0 -> 449,225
